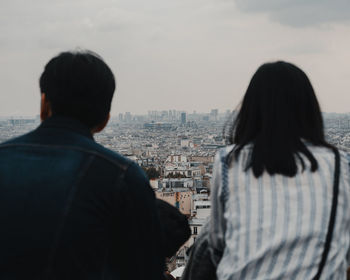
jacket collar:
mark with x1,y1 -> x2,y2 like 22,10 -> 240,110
39,115 -> 94,140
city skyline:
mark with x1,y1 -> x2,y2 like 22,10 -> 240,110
2,108 -> 350,119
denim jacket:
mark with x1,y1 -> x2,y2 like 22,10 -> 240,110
0,116 -> 164,280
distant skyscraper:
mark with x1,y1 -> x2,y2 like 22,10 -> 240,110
210,109 -> 218,121
181,112 -> 187,124
124,112 -> 132,122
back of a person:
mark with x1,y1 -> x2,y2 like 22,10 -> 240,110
0,50 -> 164,279
216,144 -> 350,279
0,122 -> 128,279
197,61 -> 350,280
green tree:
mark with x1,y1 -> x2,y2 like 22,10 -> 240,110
143,167 -> 160,179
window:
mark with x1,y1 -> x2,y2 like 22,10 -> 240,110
193,227 -> 198,235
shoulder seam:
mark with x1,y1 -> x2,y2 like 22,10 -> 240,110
0,143 -> 130,171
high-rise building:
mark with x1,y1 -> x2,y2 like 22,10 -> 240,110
124,112 -> 132,122
210,109 -> 218,121
181,112 -> 187,124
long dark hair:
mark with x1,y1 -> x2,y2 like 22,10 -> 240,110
225,61 -> 332,177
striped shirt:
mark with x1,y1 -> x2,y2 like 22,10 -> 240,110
209,144 -> 350,280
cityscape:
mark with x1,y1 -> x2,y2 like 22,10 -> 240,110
1,109 -> 350,273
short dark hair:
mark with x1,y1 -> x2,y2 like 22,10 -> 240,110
225,61 -> 333,177
39,50 -> 116,128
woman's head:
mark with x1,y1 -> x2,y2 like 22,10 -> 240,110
226,61 -> 331,177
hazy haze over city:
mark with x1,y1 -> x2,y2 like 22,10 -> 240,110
1,2 -> 350,270
0,0 -> 349,116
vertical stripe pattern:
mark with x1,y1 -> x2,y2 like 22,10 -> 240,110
213,145 -> 350,280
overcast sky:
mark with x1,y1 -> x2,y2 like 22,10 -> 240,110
0,0 -> 349,116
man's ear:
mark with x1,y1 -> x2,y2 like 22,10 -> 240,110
91,113 -> 110,134
40,93 -> 52,121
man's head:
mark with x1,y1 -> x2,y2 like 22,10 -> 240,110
39,50 -> 115,133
